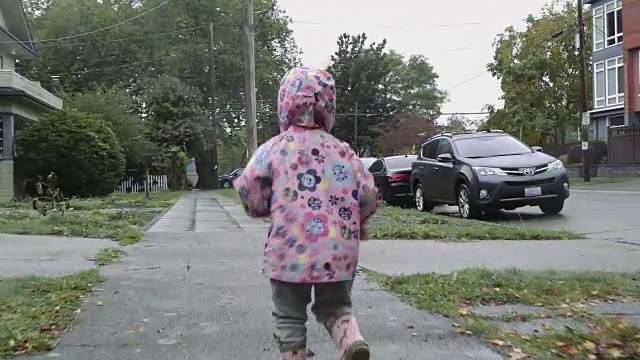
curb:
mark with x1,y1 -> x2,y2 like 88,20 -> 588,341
141,207 -> 171,231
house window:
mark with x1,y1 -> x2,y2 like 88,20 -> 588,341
608,115 -> 625,127
593,6 -> 604,51
606,56 -> 624,106
605,0 -> 623,46
0,56 -> 3,70
594,62 -> 606,107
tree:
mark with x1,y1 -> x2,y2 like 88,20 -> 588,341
66,86 -> 152,168
138,75 -> 216,187
16,109 -> 125,197
446,114 -> 471,131
487,0 -> 592,144
326,34 -> 446,154
378,114 -> 437,156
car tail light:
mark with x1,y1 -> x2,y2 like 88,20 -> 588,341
388,173 -> 409,181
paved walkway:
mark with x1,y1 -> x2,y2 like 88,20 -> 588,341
30,191 -> 501,359
0,234 -> 114,277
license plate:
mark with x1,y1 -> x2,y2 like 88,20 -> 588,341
524,187 -> 542,197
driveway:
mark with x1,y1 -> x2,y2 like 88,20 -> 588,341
433,180 -> 640,242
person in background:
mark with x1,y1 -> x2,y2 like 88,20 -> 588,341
233,67 -> 379,360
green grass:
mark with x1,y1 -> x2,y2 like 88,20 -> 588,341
570,177 -> 638,188
0,270 -> 104,356
92,248 -> 127,266
215,189 -> 581,240
369,205 -> 581,241
372,268 -> 640,359
0,191 -> 185,245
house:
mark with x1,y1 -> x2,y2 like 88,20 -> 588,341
587,0 -> 640,140
0,0 -> 62,201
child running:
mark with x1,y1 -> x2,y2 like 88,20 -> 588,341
233,66 -> 379,360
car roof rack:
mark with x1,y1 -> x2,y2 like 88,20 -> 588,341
420,129 -> 504,143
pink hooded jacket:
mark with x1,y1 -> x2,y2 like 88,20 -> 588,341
233,67 -> 379,283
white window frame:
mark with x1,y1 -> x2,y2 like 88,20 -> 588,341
605,56 -> 624,106
607,114 -> 625,127
594,61 -> 605,107
593,6 -> 604,51
604,0 -> 623,47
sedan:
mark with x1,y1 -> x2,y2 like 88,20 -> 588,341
369,155 -> 417,207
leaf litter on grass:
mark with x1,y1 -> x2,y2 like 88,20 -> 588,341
371,267 -> 640,359
0,270 -> 104,356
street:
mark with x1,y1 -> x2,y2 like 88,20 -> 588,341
433,180 -> 640,242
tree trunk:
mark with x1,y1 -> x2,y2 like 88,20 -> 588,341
195,149 -> 219,189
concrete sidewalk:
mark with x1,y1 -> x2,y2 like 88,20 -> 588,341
29,191 -> 501,360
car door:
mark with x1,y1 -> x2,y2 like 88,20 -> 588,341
431,139 -> 457,203
415,139 -> 441,200
368,159 -> 386,199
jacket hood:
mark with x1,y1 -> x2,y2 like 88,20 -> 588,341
277,67 -> 336,132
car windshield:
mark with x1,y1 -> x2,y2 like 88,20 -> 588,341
454,135 -> 532,158
384,156 -> 415,169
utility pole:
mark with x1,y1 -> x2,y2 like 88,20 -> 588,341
209,21 -> 220,188
244,0 -> 258,156
577,0 -> 590,182
353,102 -> 358,154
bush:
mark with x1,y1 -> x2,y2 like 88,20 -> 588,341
567,140 -> 608,165
16,109 -> 126,197
558,154 -> 568,164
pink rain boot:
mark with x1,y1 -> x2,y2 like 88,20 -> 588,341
281,349 -> 307,360
330,314 -> 370,360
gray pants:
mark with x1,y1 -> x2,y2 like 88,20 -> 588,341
270,279 -> 354,352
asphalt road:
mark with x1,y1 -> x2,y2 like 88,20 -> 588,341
433,181 -> 640,242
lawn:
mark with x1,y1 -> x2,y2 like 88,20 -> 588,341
215,189 -> 581,240
0,191 -> 186,245
0,269 -> 103,356
372,268 -> 640,359
570,177 -> 638,188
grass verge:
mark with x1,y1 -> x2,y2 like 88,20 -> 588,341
570,177 -> 638,188
0,191 -> 186,245
215,189 -> 581,240
369,205 -> 581,241
92,248 -> 127,266
371,268 -> 640,359
0,269 -> 103,356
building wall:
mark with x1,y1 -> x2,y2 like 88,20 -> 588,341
0,160 -> 13,201
623,0 -> 640,117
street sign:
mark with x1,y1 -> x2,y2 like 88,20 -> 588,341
581,112 -> 590,126
582,141 -> 588,150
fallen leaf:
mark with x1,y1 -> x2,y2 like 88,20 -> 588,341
96,301 -> 104,306
137,326 -> 148,333
509,348 -> 527,360
582,341 -> 596,351
489,339 -> 505,346
606,348 -> 624,358
559,343 -> 578,354
458,308 -> 470,316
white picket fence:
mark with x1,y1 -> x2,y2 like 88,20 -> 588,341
114,175 -> 168,194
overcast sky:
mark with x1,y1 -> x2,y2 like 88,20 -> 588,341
276,0 -> 551,123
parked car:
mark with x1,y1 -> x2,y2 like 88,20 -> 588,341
219,168 -> 244,188
359,157 -> 378,171
369,155 -> 417,206
410,130 -> 570,219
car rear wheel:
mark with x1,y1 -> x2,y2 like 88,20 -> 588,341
414,184 -> 433,212
539,199 -> 564,215
457,184 -> 480,219
221,180 -> 232,189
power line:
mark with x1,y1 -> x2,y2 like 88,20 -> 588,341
34,26 -> 205,48
291,20 -> 483,29
214,109 -> 489,116
0,0 -> 173,45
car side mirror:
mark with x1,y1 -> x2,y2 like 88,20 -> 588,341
436,153 -> 454,162
531,146 -> 544,152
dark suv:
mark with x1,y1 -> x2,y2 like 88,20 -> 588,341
410,130 -> 570,219
219,168 -> 244,188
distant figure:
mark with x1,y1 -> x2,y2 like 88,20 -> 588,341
233,67 -> 379,360
186,158 -> 198,187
